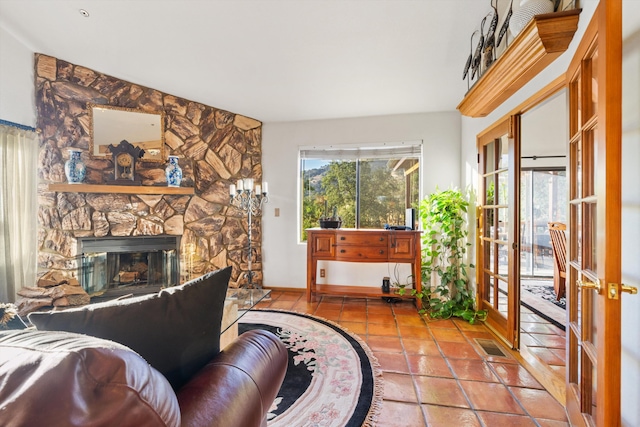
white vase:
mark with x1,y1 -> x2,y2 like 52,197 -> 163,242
165,156 -> 183,187
64,149 -> 86,184
509,0 -> 554,38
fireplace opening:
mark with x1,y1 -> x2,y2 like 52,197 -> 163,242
78,236 -> 180,298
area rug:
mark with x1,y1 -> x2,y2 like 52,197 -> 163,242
239,310 -> 382,427
522,280 -> 566,310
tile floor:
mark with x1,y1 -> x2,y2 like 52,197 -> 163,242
256,291 -> 569,427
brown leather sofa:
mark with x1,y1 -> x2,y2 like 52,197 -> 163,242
0,327 -> 287,427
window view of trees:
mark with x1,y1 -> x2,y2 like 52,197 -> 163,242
301,158 -> 419,241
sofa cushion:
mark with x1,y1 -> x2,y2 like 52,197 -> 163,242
0,329 -> 180,427
28,267 -> 231,389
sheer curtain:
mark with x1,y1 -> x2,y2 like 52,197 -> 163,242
0,123 -> 38,302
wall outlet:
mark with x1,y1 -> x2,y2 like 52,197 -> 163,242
320,268 -> 325,278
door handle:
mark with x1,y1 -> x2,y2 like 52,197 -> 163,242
577,279 -> 602,294
607,283 -> 638,299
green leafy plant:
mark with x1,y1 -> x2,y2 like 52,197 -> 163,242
407,188 -> 487,324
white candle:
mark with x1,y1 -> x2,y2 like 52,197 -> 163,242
237,179 -> 244,191
255,184 -> 261,194
229,184 -> 236,195
263,182 -> 268,194
244,178 -> 254,190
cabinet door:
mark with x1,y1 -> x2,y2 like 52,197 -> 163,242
389,234 -> 416,261
311,232 -> 335,257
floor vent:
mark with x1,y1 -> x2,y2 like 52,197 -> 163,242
475,338 -> 508,357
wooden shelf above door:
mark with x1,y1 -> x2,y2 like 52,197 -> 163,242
48,183 -> 195,195
457,9 -> 580,118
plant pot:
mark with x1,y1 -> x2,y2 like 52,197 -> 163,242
319,219 -> 342,229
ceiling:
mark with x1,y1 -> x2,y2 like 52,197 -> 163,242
0,0 -> 492,123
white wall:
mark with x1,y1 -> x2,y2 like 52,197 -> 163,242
621,19 -> 640,427
0,26 -> 35,126
262,111 -> 461,289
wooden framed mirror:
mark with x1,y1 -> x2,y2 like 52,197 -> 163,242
89,104 -> 165,162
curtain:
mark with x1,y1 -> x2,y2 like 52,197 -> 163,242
0,124 -> 38,302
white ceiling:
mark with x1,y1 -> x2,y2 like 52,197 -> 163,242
0,0 -> 491,123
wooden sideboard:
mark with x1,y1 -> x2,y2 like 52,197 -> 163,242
306,228 -> 422,307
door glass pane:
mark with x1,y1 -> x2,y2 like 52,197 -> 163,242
497,278 -> 508,315
497,207 -> 508,240
576,204 -> 582,265
485,141 -> 496,173
583,129 -> 596,197
589,49 -> 598,118
498,243 -> 509,277
584,202 -> 597,272
498,135 -> 509,169
485,175 -> 496,205
497,171 -> 508,205
488,275 -> 495,306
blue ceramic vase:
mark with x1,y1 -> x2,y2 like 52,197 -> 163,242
64,149 -> 86,184
165,155 -> 183,187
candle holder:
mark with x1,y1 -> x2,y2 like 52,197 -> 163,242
229,178 -> 269,289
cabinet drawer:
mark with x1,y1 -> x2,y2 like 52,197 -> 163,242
335,246 -> 387,261
335,232 -> 387,246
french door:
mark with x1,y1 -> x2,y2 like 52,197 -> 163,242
565,2 -> 636,425
477,117 -> 520,349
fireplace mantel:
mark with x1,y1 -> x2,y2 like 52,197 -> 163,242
48,183 -> 195,195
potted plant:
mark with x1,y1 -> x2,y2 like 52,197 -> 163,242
402,188 -> 486,324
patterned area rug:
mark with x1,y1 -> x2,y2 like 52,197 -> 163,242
239,310 -> 382,427
522,280 -> 566,310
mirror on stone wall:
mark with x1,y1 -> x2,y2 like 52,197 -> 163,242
89,104 -> 165,161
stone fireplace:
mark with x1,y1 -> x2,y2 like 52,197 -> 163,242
78,236 -> 180,297
35,54 -> 263,290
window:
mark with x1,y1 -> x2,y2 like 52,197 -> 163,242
299,142 -> 421,241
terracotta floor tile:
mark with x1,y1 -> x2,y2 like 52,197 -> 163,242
392,303 -> 421,315
378,400 -> 425,427
367,335 -> 403,353
422,404 -> 481,427
320,296 -> 346,304
536,419 -> 571,427
438,341 -> 482,360
489,362 -> 543,389
429,328 -> 467,343
368,314 -> 397,325
398,324 -> 433,339
368,322 -> 399,337
509,387 -> 567,421
413,376 -> 469,408
460,330 -> 497,341
406,354 -> 453,378
341,311 -> 367,322
269,300 -> 297,310
452,319 -> 487,331
448,359 -> 499,382
476,411 -> 538,427
395,315 -> 427,328
368,305 -> 394,315
521,322 -> 560,335
314,309 -> 341,321
382,372 -> 418,403
459,381 -> 524,414
338,321 -> 366,336
520,333 -> 544,347
528,333 -> 566,349
401,337 -> 441,356
528,347 -> 566,366
425,319 -> 457,329
276,292 -> 303,301
376,351 -> 410,374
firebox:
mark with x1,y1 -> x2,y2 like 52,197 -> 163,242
78,236 -> 180,297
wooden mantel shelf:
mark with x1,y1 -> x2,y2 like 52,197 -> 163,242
457,9 -> 581,118
48,183 -> 195,195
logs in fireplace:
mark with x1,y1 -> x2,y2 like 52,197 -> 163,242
78,236 -> 180,298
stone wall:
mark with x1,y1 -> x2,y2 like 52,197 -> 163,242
35,54 -> 262,288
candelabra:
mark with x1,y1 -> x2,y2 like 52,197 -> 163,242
229,178 -> 269,288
